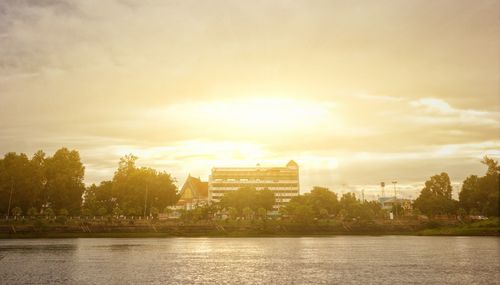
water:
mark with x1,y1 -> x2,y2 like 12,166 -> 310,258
0,237 -> 498,284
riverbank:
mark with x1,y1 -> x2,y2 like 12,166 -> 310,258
0,218 -> 498,238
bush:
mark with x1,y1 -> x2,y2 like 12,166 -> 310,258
58,208 -> 69,216
425,220 -> 442,229
55,216 -> 68,224
27,207 -> 38,218
12,206 -> 23,217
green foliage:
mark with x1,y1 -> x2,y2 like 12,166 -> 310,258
227,207 -> 238,220
291,204 -> 315,225
459,156 -> 499,216
97,207 -> 108,216
255,189 -> 275,211
44,148 -> 85,215
55,215 -> 68,224
220,187 -> 276,216
113,207 -> 123,216
58,208 -> 69,216
0,151 -> 45,215
283,188 -> 382,223
457,208 -> 467,218
127,207 -> 140,216
27,207 -> 38,217
310,187 -> 340,216
257,207 -> 267,219
44,208 -> 55,217
12,206 -> 22,216
414,172 -> 457,217
83,181 -> 115,216
81,208 -> 92,217
112,155 -> 178,217
189,205 -> 214,221
150,207 -> 159,218
242,207 -> 254,220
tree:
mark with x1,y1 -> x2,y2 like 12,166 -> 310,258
83,181 -> 115,215
44,208 -> 55,218
112,155 -> 178,217
309,187 -> 340,216
227,207 -> 238,220
459,156 -> 499,216
414,172 -> 457,217
113,207 -> 123,217
81,208 -> 92,218
0,152 -> 45,215
150,207 -> 159,218
220,187 -> 276,215
282,195 -> 314,224
27,207 -> 38,217
242,207 -> 254,220
44,148 -> 85,214
255,189 -> 275,211
220,187 -> 257,213
97,207 -> 107,216
58,208 -> 69,216
12,206 -> 22,217
340,192 -> 359,218
291,204 -> 314,225
257,207 -> 267,220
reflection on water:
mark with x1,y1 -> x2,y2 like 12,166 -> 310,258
0,237 -> 499,284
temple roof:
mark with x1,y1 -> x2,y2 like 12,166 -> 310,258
177,175 -> 208,203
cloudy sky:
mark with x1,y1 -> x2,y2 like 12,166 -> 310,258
0,0 -> 499,199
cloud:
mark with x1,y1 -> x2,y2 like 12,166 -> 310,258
0,0 -> 498,195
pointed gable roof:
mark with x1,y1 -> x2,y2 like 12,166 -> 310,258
286,160 -> 298,168
178,175 -> 208,201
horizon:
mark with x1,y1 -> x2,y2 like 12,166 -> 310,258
1,1 -> 499,201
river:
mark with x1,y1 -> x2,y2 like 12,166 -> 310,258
0,236 -> 499,284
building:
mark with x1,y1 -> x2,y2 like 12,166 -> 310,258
175,175 -> 209,210
208,160 -> 300,210
378,196 -> 413,217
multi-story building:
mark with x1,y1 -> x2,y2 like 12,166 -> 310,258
208,160 -> 300,210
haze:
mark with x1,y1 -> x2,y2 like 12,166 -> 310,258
0,0 -> 499,199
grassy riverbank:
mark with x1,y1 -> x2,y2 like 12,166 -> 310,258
0,218 -> 498,238
417,218 -> 500,236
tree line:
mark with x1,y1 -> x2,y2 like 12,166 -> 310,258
0,149 -> 177,218
413,157 -> 499,217
190,156 -> 499,222
0,148 -> 498,221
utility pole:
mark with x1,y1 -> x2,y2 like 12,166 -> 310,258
143,183 -> 149,218
7,177 -> 14,220
392,181 -> 398,218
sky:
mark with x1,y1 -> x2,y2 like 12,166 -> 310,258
0,0 -> 499,200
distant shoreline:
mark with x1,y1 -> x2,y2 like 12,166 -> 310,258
1,219 -> 498,238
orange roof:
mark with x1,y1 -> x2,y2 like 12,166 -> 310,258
176,175 -> 208,205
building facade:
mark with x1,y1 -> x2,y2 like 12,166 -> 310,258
208,160 -> 300,210
175,175 -> 209,211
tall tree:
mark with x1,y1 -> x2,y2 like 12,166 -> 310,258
44,148 -> 85,214
414,172 -> 457,217
459,156 -> 499,216
83,181 -> 115,215
112,155 -> 177,216
309,186 -> 340,216
0,152 -> 45,215
255,188 -> 276,211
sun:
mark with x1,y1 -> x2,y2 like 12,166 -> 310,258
198,96 -> 334,133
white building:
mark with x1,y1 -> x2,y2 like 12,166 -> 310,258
208,160 -> 300,210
